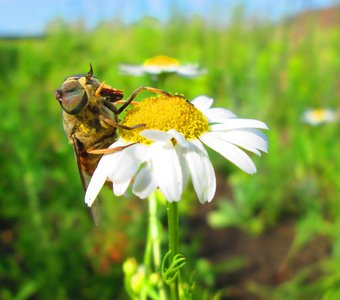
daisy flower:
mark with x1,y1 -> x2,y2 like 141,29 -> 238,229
118,55 -> 206,78
302,108 -> 336,126
85,95 -> 268,206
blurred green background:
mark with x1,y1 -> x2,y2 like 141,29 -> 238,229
0,2 -> 339,300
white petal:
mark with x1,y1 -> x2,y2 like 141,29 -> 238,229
150,141 -> 183,202
174,144 -> 190,189
184,139 -> 216,203
113,179 -> 131,196
191,96 -> 214,112
209,129 -> 268,155
84,139 -> 125,207
118,64 -> 145,76
204,108 -> 236,122
168,129 -> 190,147
143,66 -> 164,74
141,129 -> 173,142
133,162 -> 158,199
84,156 -> 110,207
200,133 -> 257,174
176,65 -> 206,78
109,144 -> 147,182
210,118 -> 269,131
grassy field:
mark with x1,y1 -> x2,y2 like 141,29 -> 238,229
0,8 -> 339,300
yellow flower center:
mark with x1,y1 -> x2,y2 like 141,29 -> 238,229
311,109 -> 326,121
144,55 -> 180,67
119,95 -> 209,144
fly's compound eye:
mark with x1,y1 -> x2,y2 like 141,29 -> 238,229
55,80 -> 88,114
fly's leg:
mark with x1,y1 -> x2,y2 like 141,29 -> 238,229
87,116 -> 145,155
95,81 -> 108,98
92,87 -> 172,155
87,142 -> 138,155
95,81 -> 124,102
99,115 -> 145,131
103,86 -> 172,114
118,86 -> 172,114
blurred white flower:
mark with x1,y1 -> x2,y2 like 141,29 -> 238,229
302,108 -> 336,125
85,95 -> 268,206
119,55 -> 206,78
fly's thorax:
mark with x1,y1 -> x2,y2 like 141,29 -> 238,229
62,103 -> 117,149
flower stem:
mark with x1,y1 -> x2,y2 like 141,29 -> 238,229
149,191 -> 161,269
144,191 -> 167,300
167,202 -> 180,300
144,192 -> 161,273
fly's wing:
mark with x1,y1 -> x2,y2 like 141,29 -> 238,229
71,136 -> 101,226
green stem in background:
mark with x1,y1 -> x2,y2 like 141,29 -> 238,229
167,202 -> 180,300
144,191 -> 167,300
144,192 -> 160,273
150,191 -> 162,269
143,207 -> 152,274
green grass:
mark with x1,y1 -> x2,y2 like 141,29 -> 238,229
0,10 -> 339,300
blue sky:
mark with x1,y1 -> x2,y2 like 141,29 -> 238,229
0,0 -> 337,36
